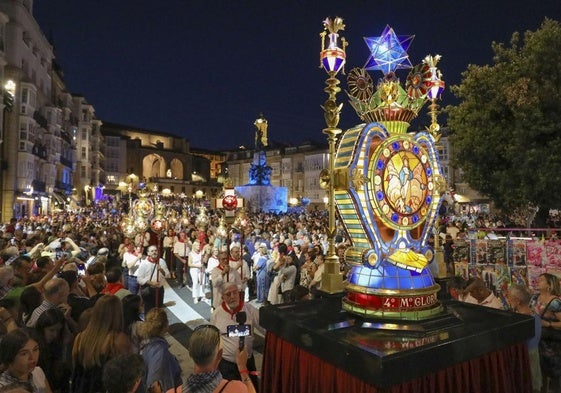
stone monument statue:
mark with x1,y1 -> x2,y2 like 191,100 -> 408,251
235,114 -> 287,213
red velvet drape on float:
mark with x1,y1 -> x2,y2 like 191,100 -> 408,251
260,332 -> 532,393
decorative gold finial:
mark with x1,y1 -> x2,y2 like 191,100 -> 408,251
424,54 -> 445,141
318,17 -> 346,294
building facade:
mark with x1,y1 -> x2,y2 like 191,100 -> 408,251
225,141 -> 329,208
101,122 -> 221,203
0,0 -> 79,220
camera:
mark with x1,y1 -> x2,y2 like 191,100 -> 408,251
226,324 -> 251,338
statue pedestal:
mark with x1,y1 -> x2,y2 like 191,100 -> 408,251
235,185 -> 287,213
259,297 -> 533,392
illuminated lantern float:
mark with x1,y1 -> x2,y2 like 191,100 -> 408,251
336,25 -> 446,320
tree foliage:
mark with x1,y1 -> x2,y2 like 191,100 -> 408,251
447,19 -> 561,216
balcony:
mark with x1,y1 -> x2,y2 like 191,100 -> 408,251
31,144 -> 47,159
31,180 -> 46,193
33,111 -> 48,128
60,156 -> 72,168
55,180 -> 72,193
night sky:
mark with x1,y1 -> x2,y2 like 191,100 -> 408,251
34,0 -> 561,151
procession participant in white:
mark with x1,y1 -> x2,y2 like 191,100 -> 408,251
189,241 -> 205,304
211,251 -> 242,310
136,246 -> 170,313
173,230 -> 190,288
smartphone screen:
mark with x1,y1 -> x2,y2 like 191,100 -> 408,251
227,324 -> 251,337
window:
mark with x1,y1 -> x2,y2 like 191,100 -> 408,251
21,59 -> 28,76
81,147 -> 86,159
80,165 -> 86,178
81,128 -> 87,140
19,122 -> 28,141
21,88 -> 29,105
439,144 -> 449,161
0,24 -> 5,52
441,166 -> 449,182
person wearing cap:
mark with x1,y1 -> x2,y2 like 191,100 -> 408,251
211,281 -> 262,391
228,243 -> 243,272
97,247 -> 110,258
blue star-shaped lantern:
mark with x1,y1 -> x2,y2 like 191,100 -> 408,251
364,25 -> 414,75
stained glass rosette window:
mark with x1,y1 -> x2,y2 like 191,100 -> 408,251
368,137 -> 434,230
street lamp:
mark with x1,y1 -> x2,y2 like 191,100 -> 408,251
317,17 -> 347,294
424,54 -> 446,277
424,55 -> 445,141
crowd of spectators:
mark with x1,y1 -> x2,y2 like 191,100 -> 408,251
0,201 -> 559,392
0,202 -> 346,392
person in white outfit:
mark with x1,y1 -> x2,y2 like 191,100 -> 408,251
205,247 -> 220,308
229,243 -> 250,301
189,241 -> 205,304
136,246 -> 170,313
211,251 -> 242,310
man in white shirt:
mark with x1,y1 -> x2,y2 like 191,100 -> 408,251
211,281 -> 262,389
173,231 -> 190,288
122,244 -> 143,295
210,251 -> 242,310
205,247 -> 220,308
136,246 -> 170,312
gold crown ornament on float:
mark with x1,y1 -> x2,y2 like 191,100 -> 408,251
318,19 -> 447,320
